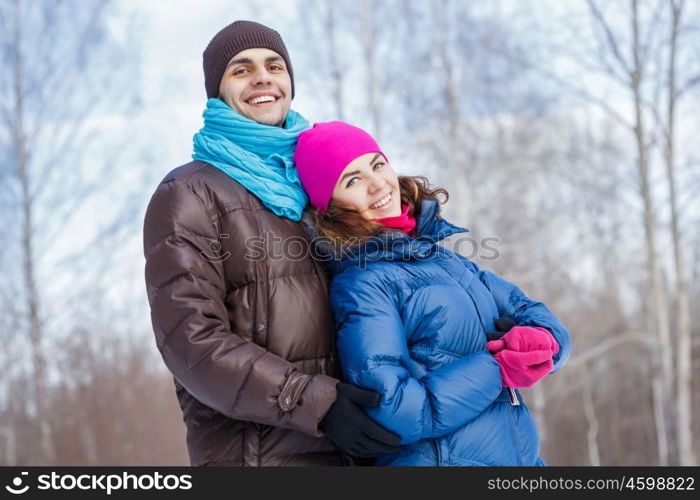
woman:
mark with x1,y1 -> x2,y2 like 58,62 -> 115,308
294,121 -> 571,466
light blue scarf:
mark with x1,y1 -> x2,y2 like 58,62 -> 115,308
192,98 -> 310,221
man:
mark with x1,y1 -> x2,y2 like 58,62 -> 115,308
143,20 -> 400,466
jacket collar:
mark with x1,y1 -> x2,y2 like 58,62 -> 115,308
303,198 -> 468,275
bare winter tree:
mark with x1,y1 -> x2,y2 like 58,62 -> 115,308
484,0 -> 700,465
295,0 -> 353,122
0,0 -> 143,464
658,0 -> 699,467
360,0 -> 382,142
624,0 -> 674,465
577,0 -> 700,466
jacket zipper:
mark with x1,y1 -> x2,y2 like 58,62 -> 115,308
433,439 -> 443,466
506,401 -> 523,466
465,282 -> 519,407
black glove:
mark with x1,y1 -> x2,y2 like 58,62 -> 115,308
486,317 -> 517,341
320,382 -> 402,457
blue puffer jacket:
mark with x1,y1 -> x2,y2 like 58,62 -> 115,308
312,198 -> 571,466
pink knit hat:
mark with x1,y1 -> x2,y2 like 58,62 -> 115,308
294,121 -> 387,212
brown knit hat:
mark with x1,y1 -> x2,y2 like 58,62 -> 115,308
203,20 -> 294,99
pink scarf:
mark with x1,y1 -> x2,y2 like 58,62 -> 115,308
375,204 -> 417,236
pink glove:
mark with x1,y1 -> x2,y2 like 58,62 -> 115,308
486,326 -> 559,389
491,349 -> 554,388
486,326 -> 559,356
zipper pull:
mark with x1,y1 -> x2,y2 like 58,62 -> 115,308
509,388 -> 520,406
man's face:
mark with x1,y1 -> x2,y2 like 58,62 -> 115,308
218,48 -> 292,127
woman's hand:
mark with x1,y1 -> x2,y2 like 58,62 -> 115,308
486,326 -> 559,356
486,324 -> 559,389
489,348 -> 554,388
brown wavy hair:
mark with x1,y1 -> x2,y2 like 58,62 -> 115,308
310,176 -> 449,246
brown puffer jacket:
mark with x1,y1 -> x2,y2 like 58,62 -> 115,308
143,161 -> 345,466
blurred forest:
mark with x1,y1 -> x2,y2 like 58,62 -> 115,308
0,0 -> 698,466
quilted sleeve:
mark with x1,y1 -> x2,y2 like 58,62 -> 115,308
465,259 -> 572,373
330,269 -> 502,445
143,178 -> 337,436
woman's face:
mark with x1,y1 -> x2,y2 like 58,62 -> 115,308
330,152 -> 401,219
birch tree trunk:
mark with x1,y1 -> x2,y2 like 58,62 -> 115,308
629,0 -> 672,466
9,1 -> 55,464
432,0 -> 470,224
665,0 -> 696,466
582,365 -> 602,466
361,0 -> 382,142
325,1 -> 345,121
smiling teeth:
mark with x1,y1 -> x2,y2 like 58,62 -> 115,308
249,95 -> 275,104
371,194 -> 391,209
